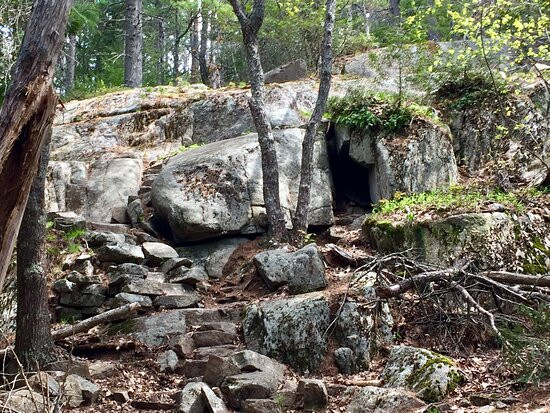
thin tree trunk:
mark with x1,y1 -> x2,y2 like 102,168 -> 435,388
157,15 -> 166,85
174,14 -> 180,78
124,0 -> 143,87
0,0 -> 74,291
292,0 -> 336,239
190,0 -> 202,83
199,8 -> 210,85
389,0 -> 400,18
64,34 -> 77,94
229,0 -> 287,240
15,133 -> 57,369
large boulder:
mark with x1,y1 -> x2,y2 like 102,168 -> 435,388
187,82 -> 317,144
242,292 -> 330,373
47,157 -> 143,222
441,88 -> 549,186
131,309 -> 187,347
265,59 -> 308,84
152,129 -> 333,242
253,244 -> 326,294
331,120 -> 458,203
219,350 -> 286,409
382,345 -> 463,403
364,212 -> 516,269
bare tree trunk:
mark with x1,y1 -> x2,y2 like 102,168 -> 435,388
292,0 -> 336,239
124,0 -> 143,87
64,34 -> 77,94
157,15 -> 166,85
174,13 -> 180,78
229,0 -> 286,240
15,133 -> 57,369
389,0 -> 400,18
190,0 -> 202,83
199,9 -> 210,85
0,0 -> 74,291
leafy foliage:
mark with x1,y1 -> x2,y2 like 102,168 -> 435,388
370,186 -> 546,220
326,88 -> 442,133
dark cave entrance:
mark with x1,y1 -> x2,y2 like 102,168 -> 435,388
326,125 -> 377,213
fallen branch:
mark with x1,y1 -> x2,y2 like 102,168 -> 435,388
52,303 -> 141,341
470,274 -> 532,305
482,271 -> 550,288
375,268 -> 461,298
451,281 -> 502,341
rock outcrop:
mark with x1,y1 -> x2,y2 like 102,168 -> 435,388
331,119 -> 458,203
364,212 -> 516,269
152,129 -> 333,242
265,59 -> 308,84
242,292 -> 330,373
253,244 -> 326,294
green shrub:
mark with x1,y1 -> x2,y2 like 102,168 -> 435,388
327,88 -> 432,134
501,305 -> 550,384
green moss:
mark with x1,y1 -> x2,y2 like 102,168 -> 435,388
405,352 -> 461,403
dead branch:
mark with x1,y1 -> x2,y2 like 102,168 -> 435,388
482,271 -> 550,288
52,303 -> 141,341
451,281 -> 502,341
375,267 -> 462,298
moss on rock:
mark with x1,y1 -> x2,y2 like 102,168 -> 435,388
382,345 -> 463,403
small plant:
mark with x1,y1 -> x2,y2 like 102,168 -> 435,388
326,88 -> 433,134
65,227 -> 87,241
501,305 -> 550,384
158,143 -> 203,161
371,186 -> 543,221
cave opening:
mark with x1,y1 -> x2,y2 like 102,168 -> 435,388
326,125 -> 377,213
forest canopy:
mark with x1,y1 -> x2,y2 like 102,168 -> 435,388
0,0 -> 547,102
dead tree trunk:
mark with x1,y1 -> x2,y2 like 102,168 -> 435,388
64,34 -> 77,94
124,0 -> 143,87
0,0 -> 74,291
228,0 -> 286,240
15,133 -> 57,369
292,0 -> 336,239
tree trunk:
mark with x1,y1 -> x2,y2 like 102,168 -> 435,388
0,0 -> 74,291
157,16 -> 166,85
390,0 -> 400,18
229,0 -> 287,240
190,0 -> 202,83
199,9 -> 210,85
15,133 -> 57,369
174,14 -> 180,79
124,0 -> 143,87
292,0 -> 336,239
64,34 -> 77,94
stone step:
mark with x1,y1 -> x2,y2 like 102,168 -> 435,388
192,330 -> 239,347
194,345 -> 240,360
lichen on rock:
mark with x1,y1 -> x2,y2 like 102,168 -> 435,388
382,345 -> 463,403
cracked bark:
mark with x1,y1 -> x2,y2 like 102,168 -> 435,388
0,0 -> 74,291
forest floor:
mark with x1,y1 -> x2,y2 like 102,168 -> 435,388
43,210 -> 550,413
